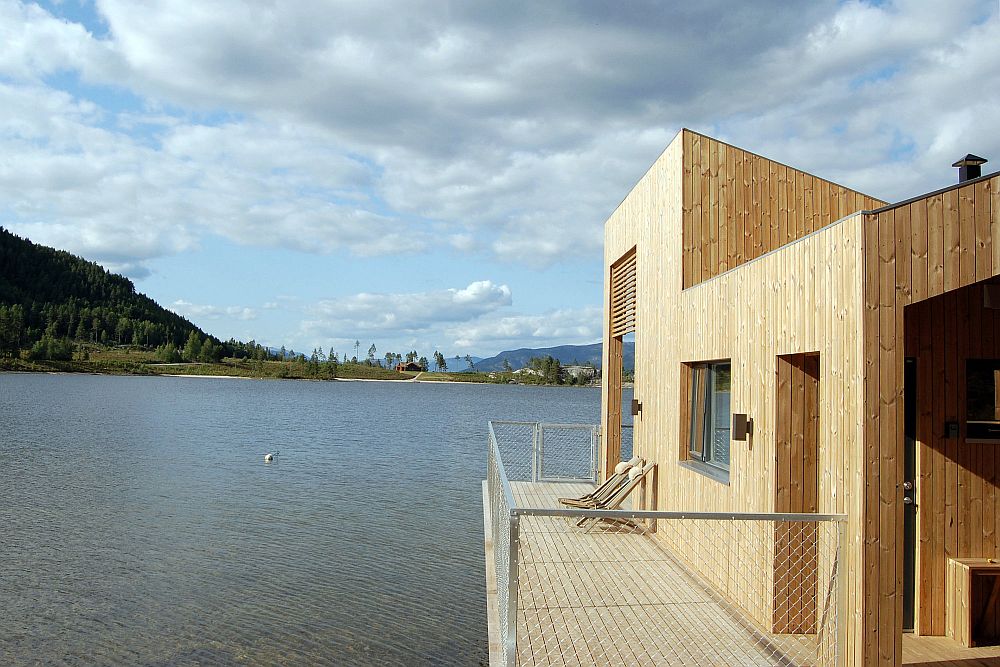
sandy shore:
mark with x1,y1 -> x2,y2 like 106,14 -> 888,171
160,373 -> 255,380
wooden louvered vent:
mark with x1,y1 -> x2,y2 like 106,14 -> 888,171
610,248 -> 636,338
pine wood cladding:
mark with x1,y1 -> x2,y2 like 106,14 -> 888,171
861,173 -> 999,665
681,130 -> 885,288
907,283 -> 1000,640
602,124 -> 1000,666
604,132 -> 867,656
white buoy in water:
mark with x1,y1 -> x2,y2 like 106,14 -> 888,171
264,451 -> 278,462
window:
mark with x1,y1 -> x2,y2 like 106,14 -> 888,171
967,359 -> 1000,442
687,361 -> 732,471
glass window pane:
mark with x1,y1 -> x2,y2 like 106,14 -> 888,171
686,361 -> 732,472
689,366 -> 706,459
710,363 -> 731,469
967,359 -> 1000,422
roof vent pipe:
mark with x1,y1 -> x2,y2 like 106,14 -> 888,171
953,154 -> 988,183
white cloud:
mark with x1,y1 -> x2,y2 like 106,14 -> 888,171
3,0 -> 1000,355
0,0 -> 850,271
0,83 -> 420,268
4,0 -> 999,274
447,306 -> 603,350
701,0 -> 1000,199
171,299 -> 257,321
301,280 -> 512,339
0,2 -> 120,81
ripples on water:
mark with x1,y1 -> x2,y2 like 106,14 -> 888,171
0,374 -> 604,666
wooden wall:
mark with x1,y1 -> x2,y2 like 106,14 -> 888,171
602,136 -> 683,484
861,173 -> 999,666
603,129 -> 869,660
602,122 -> 1000,664
906,282 -> 1000,638
681,130 -> 885,288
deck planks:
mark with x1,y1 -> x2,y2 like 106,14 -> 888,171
902,633 -> 1000,666
498,482 -> 833,666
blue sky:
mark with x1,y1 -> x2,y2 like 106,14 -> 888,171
1,1 -> 998,359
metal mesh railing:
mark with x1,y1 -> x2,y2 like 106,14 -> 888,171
491,420 -> 537,482
487,425 -> 518,661
537,423 -> 597,481
514,512 -> 843,666
486,420 -> 846,667
490,420 -> 598,483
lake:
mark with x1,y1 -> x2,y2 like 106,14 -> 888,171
0,373 -> 608,666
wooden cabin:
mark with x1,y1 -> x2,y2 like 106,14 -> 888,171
600,129 -> 1000,666
395,361 -> 422,372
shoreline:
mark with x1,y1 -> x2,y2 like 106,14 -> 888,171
160,373 -> 255,380
2,367 -> 604,388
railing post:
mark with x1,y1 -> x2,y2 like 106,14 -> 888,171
505,513 -> 521,667
591,425 -> 599,482
836,519 -> 848,667
532,422 -> 540,482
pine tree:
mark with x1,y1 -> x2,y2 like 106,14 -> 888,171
434,351 -> 447,371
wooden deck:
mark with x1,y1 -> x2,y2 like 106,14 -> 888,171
485,481 -> 835,666
902,634 -> 1000,666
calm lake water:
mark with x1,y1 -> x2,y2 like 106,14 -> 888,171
0,373 -> 606,666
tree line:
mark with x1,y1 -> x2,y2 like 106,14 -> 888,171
0,227 -> 212,359
1,227 -> 566,377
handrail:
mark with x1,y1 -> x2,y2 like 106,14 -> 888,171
513,507 -> 848,521
487,421 -> 518,512
486,419 -> 847,667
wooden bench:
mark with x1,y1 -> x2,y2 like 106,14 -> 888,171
947,558 -> 1000,647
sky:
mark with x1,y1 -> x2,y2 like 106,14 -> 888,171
1,1 -> 999,359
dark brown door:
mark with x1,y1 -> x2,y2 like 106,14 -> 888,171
773,353 -> 820,633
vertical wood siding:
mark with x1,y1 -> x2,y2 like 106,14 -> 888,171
681,130 -> 885,288
603,130 -> 868,662
603,124 -> 1000,665
861,173 -> 1000,664
906,282 -> 1000,639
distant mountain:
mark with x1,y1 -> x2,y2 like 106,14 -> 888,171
441,354 -> 481,369
474,342 -> 634,372
0,226 -> 208,353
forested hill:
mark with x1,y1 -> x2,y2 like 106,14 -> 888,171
0,226 -> 207,354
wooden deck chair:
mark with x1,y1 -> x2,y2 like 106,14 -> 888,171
558,457 -> 642,508
576,461 -> 655,528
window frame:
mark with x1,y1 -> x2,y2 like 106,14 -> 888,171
682,360 -> 732,482
966,358 -> 1000,443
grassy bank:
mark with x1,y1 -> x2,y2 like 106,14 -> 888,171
0,347 -> 417,381
1,346 -> 596,386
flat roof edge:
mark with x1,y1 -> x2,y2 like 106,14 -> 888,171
865,169 -> 1000,216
